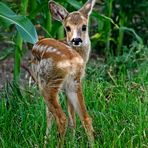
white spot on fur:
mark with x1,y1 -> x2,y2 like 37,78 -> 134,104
39,45 -> 45,52
56,51 -> 61,55
34,44 -> 48,52
57,60 -> 71,69
46,47 -> 57,53
52,48 -> 57,52
57,57 -> 83,74
72,57 -> 84,65
47,47 -> 52,52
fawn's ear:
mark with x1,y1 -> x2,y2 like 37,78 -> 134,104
49,1 -> 69,22
79,0 -> 96,17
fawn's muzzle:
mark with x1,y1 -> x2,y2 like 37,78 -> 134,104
71,38 -> 82,46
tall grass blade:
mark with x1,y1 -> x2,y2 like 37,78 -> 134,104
14,32 -> 22,83
120,27 -> 143,44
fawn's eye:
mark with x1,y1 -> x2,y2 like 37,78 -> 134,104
66,26 -> 71,32
82,25 -> 87,31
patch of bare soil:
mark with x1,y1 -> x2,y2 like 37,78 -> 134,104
0,50 -> 32,90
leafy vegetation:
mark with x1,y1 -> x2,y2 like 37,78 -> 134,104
0,0 -> 148,147
0,1 -> 38,82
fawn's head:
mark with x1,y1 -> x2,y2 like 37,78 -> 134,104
49,0 -> 95,48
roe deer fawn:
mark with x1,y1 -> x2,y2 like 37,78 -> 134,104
31,0 -> 96,146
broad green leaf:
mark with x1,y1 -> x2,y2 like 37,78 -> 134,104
0,2 -> 38,44
66,0 -> 82,9
0,2 -> 15,16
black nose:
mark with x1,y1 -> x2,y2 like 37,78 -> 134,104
71,38 -> 82,45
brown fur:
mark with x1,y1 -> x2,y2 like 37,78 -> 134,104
65,12 -> 86,25
32,39 -> 81,61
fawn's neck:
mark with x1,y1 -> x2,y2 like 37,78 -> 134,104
73,42 -> 90,64
72,34 -> 91,64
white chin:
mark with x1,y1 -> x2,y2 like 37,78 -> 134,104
72,42 -> 82,47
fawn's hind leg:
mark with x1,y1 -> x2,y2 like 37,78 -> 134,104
45,106 -> 54,138
67,99 -> 76,128
66,98 -> 76,137
42,82 -> 67,146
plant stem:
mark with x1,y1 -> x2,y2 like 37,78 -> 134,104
13,0 -> 28,83
21,0 -> 29,15
30,0 -> 37,12
14,32 -> 23,82
45,6 -> 52,37
105,0 -> 113,59
117,12 -> 125,55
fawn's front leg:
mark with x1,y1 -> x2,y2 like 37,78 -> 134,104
76,83 -> 94,144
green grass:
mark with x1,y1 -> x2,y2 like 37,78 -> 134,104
0,44 -> 148,147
